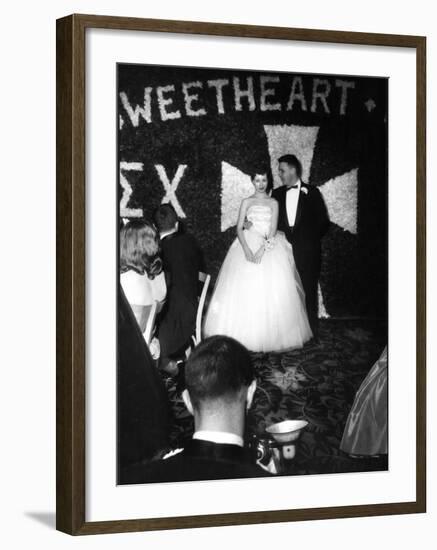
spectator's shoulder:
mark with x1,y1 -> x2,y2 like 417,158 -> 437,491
175,232 -> 201,255
163,231 -> 184,245
179,231 -> 198,245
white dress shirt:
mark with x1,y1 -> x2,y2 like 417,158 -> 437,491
285,179 -> 302,227
193,430 -> 244,447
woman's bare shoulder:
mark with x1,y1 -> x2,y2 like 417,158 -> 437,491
241,196 -> 254,208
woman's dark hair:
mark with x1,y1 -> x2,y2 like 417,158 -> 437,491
278,154 -> 303,179
120,220 -> 163,279
185,336 -> 255,409
249,165 -> 273,192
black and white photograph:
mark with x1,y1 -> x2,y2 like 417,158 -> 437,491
117,63 -> 388,485
1,0 -> 432,543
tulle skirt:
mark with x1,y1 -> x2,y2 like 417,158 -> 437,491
340,347 -> 388,456
203,229 -> 312,352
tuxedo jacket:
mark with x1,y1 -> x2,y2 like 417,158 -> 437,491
158,231 -> 203,357
271,183 -> 329,274
119,439 -> 269,484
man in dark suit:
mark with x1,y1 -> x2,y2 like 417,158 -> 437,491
272,154 -> 330,336
154,204 -> 202,374
120,335 -> 269,483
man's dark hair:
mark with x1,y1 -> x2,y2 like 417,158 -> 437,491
278,154 -> 303,179
154,203 -> 179,232
185,336 -> 255,408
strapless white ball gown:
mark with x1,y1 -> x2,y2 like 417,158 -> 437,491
203,204 -> 312,352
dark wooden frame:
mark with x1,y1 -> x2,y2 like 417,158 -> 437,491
56,13 -> 426,535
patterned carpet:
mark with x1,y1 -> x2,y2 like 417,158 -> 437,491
164,319 -> 388,476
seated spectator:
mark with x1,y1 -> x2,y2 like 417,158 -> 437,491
154,204 -> 202,374
120,335 -> 269,483
120,219 -> 166,336
340,346 -> 388,457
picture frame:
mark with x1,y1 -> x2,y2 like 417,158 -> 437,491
56,13 -> 426,535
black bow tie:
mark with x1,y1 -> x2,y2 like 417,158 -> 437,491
286,185 -> 299,190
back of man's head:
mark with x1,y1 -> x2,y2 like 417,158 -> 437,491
185,336 -> 255,411
154,203 -> 179,233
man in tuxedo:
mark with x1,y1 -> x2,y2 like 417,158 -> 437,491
154,204 -> 202,374
120,335 -> 269,483
272,154 -> 330,336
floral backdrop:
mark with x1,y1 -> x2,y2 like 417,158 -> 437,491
118,64 -> 388,319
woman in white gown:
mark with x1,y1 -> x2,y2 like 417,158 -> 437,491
203,170 -> 312,352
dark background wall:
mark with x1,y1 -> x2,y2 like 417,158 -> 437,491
118,64 -> 388,319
